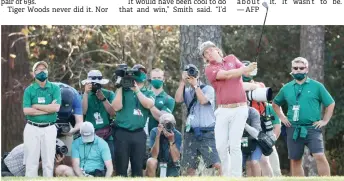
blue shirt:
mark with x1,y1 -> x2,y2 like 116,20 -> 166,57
72,136 -> 111,173
149,128 -> 182,163
52,82 -> 82,115
184,84 -> 216,128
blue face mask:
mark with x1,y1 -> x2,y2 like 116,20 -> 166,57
35,71 -> 48,82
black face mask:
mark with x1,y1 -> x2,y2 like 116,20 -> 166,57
91,83 -> 101,93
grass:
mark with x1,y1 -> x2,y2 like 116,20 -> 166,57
1,177 -> 344,181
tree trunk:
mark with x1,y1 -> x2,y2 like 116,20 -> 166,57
300,25 -> 325,176
180,25 -> 222,83
179,25 -> 221,176
1,25 -> 31,154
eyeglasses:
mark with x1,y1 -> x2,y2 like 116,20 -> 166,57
88,76 -> 102,80
34,69 -> 47,73
292,67 -> 306,70
151,77 -> 163,80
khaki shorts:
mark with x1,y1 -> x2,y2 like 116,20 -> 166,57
57,135 -> 73,156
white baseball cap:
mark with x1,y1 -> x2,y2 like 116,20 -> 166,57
81,70 -> 109,85
159,113 -> 176,125
32,61 -> 48,73
80,122 -> 95,143
199,41 -> 217,57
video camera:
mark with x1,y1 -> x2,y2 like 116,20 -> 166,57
113,64 -> 141,90
246,87 -> 273,102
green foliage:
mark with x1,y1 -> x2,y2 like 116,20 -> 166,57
23,25 -> 180,90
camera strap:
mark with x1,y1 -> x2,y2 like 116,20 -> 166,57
185,85 -> 206,117
158,136 -> 171,163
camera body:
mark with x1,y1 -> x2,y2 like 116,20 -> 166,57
163,122 -> 174,133
260,115 -> 276,142
56,143 -> 68,157
261,115 -> 274,132
185,66 -> 198,78
91,82 -> 102,93
113,64 -> 140,90
56,117 -> 71,136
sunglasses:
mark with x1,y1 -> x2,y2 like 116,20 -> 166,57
35,69 -> 47,73
292,67 -> 306,70
88,76 -> 102,80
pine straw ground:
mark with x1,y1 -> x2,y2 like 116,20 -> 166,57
1,177 -> 344,181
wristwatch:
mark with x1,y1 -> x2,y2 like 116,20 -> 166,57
101,97 -> 107,102
169,141 -> 175,146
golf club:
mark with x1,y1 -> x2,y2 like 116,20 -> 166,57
254,1 -> 269,63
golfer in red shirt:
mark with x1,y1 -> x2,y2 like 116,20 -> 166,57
202,41 -> 257,177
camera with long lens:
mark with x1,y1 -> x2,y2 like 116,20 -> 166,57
56,144 -> 68,157
91,82 -> 102,93
113,64 -> 141,90
246,87 -> 273,102
163,122 -> 174,133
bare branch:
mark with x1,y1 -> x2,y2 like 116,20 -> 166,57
2,57 -> 8,63
8,32 -> 25,37
11,35 -> 38,48
75,49 -> 118,60
95,63 -> 118,67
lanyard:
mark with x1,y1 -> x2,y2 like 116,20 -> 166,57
294,84 -> 304,105
83,143 -> 94,170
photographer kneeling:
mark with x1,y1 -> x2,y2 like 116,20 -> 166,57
2,138 -> 67,177
56,122 -> 113,177
146,113 -> 182,177
112,64 -> 155,177
53,82 -> 84,166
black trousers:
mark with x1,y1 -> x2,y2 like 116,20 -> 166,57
114,127 -> 146,177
